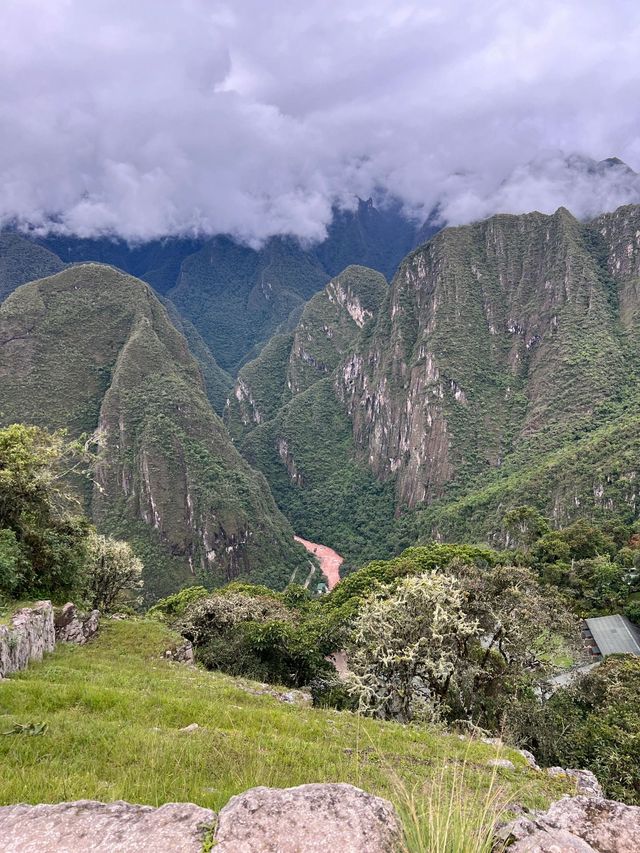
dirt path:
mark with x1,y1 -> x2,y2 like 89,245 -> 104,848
294,535 -> 344,590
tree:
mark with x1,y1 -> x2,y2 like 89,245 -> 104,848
85,533 -> 143,611
344,561 -> 579,727
503,505 -> 549,550
0,424 -> 90,598
345,572 -> 480,723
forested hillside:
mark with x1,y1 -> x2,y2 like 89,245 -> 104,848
0,264 -> 308,600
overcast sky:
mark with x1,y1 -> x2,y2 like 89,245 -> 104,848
1,0 -> 639,243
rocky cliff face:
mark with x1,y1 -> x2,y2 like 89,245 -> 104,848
229,206 -> 640,548
0,264 -> 306,600
338,208 -> 630,509
225,265 -> 387,442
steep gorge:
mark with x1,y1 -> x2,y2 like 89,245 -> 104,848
228,205 -> 640,556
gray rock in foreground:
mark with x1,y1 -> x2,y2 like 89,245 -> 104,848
501,795 -> 640,852
215,783 -> 401,852
0,800 -> 215,853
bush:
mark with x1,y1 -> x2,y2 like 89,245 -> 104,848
522,656 -> 640,805
178,589 -> 334,687
84,533 -> 143,612
147,586 -> 210,621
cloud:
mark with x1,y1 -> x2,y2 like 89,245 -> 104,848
0,0 -> 639,242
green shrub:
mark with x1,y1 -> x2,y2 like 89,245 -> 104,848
147,586 -> 209,621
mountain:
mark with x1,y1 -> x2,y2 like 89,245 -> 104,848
167,200 -> 419,375
36,234 -> 205,295
227,205 -> 640,559
0,264 -> 308,600
224,266 -> 400,567
314,197 -> 417,281
0,199 -> 421,375
0,233 -> 65,302
168,236 -> 331,374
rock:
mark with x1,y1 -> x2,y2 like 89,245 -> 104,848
518,749 -> 540,770
163,641 -> 195,665
55,603 -> 100,645
0,601 -> 55,678
0,800 -> 215,852
179,723 -> 200,733
500,796 -> 640,853
214,783 -> 401,852
487,758 -> 515,770
546,768 -> 604,798
507,827 -> 598,851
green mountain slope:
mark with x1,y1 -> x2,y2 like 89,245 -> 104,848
0,234 -> 65,302
0,264 -> 307,600
168,236 -> 330,374
229,206 -> 640,558
225,266 -> 398,566
162,299 -> 232,414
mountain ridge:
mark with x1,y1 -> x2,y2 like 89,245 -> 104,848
0,263 -> 309,600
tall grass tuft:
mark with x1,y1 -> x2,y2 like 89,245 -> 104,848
390,741 -> 511,853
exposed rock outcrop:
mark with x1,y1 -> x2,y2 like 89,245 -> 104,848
214,783 -> 401,852
0,785 -> 401,852
0,602 -> 55,678
0,800 -> 214,853
54,603 -> 100,645
499,795 -> 640,852
546,768 -> 604,799
163,640 -> 195,665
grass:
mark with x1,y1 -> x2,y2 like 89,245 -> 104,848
395,755 -> 509,853
0,620 -> 570,838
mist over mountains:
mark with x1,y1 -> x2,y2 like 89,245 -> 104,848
2,1 -> 640,244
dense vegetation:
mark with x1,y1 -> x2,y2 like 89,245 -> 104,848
0,424 -> 144,610
0,233 -> 64,302
154,532 -> 640,805
524,655 -> 640,804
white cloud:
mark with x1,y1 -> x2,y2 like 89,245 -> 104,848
0,0 -> 639,241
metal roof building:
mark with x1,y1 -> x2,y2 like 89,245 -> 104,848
584,615 -> 640,657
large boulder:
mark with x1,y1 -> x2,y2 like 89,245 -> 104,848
54,603 -> 100,644
214,783 -> 401,852
501,796 -> 640,852
0,800 -> 215,853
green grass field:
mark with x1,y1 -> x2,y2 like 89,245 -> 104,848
0,620 -> 570,848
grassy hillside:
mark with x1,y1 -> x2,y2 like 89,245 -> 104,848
0,620 -> 569,820
0,264 -> 308,600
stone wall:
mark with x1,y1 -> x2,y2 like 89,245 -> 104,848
0,601 -> 55,679
0,601 -> 100,679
